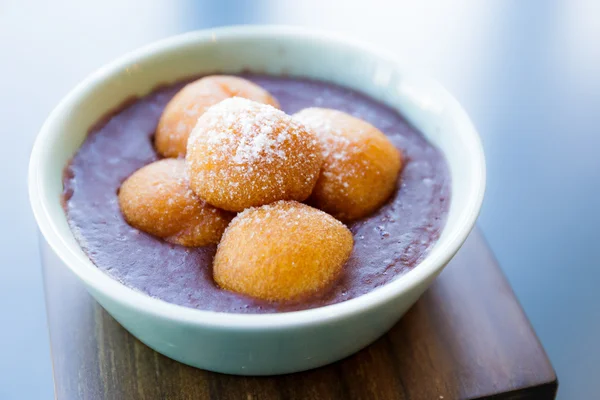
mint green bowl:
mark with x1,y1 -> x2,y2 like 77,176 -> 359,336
29,26 -> 485,375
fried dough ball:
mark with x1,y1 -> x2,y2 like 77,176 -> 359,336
118,159 -> 234,246
186,98 -> 323,212
213,201 -> 353,302
293,108 -> 402,221
155,75 -> 280,158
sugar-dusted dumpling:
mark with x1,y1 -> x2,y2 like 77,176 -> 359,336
294,108 -> 402,221
186,98 -> 323,212
213,201 -> 353,301
118,159 -> 233,246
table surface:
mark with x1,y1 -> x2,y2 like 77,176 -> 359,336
43,229 -> 557,400
2,1 -> 600,399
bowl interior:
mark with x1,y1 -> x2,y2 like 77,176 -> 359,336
31,27 -> 485,324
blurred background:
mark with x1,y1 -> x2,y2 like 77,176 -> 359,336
1,0 -> 599,398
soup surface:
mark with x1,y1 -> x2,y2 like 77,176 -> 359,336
62,75 -> 451,313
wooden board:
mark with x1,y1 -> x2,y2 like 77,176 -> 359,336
42,228 -> 557,399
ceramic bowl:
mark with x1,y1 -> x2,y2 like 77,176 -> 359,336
29,26 -> 485,375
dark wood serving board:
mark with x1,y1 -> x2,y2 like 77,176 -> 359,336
41,228 -> 557,399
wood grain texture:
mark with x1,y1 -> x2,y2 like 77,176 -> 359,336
41,229 -> 557,400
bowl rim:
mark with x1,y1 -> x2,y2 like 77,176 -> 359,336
29,25 -> 486,329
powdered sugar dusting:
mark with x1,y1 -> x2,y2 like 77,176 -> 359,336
234,200 -> 348,234
190,98 -> 299,165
